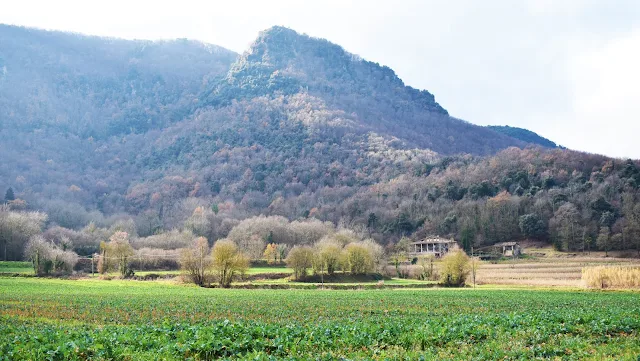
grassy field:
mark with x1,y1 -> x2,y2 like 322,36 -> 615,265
125,267 -> 294,276
79,266 -> 294,278
1,278 -> 639,360
0,261 -> 32,274
244,266 -> 293,275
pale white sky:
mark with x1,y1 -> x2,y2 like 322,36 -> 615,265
2,0 -> 639,158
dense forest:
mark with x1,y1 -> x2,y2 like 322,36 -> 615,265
1,25 -> 639,265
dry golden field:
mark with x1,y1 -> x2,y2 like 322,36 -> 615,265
582,266 -> 640,289
391,246 -> 640,287
476,247 -> 640,287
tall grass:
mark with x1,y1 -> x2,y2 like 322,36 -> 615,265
582,266 -> 640,289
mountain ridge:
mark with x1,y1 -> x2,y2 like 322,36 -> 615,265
214,26 -> 448,114
203,26 -> 534,156
488,125 -> 560,149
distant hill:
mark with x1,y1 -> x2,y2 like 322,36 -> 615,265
0,24 -> 237,137
488,125 -> 560,149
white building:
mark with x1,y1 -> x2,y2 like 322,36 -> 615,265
409,237 -> 457,258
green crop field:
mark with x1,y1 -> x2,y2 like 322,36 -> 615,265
0,278 -> 639,360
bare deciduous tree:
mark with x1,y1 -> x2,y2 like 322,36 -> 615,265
24,235 -> 78,275
180,237 -> 211,286
100,231 -> 134,277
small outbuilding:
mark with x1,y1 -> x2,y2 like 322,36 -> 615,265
409,236 -> 457,258
494,242 -> 521,257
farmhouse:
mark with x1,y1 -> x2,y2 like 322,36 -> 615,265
409,236 -> 457,258
494,241 -> 521,257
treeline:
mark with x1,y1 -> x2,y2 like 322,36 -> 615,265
0,200 -> 384,277
179,227 -> 384,287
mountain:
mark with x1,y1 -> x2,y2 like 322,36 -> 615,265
488,126 -> 560,149
0,24 -> 527,221
1,25 -> 639,256
205,26 -> 527,155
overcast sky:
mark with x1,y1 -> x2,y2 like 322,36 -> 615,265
2,0 -> 639,158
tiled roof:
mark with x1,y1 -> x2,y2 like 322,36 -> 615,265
410,237 -> 455,245
494,242 -> 519,247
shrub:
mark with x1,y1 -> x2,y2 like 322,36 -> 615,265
582,266 -> 640,289
130,248 -> 180,270
362,239 -> 384,272
439,250 -> 470,287
51,247 -> 79,274
417,256 -> 437,281
24,235 -> 78,275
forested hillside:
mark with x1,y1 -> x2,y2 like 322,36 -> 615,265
1,25 -> 639,263
0,23 -> 237,228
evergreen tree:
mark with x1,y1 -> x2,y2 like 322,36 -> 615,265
4,188 -> 14,203
367,213 -> 377,229
519,213 -> 547,240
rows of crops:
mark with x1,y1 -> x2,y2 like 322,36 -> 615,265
1,278 -> 639,360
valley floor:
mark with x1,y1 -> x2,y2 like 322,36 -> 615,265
1,277 -> 639,360
6,249 -> 640,288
